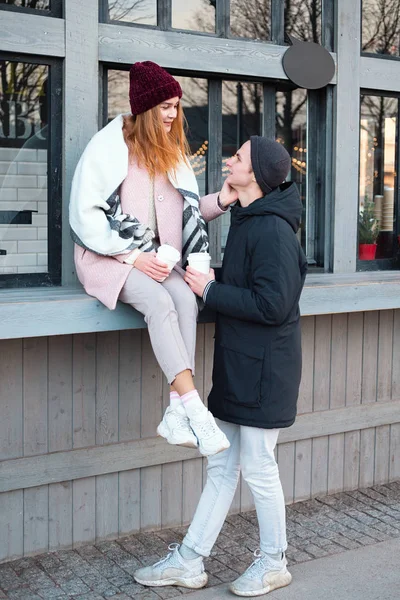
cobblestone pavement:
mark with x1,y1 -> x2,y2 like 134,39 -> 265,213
1,482 -> 400,600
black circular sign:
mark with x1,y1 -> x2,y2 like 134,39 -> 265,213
282,35 -> 335,90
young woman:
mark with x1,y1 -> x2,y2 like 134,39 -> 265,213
69,61 -> 237,456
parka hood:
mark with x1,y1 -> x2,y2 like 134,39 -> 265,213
231,181 -> 302,233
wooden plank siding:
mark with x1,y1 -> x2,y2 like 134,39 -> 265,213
1,310 -> 400,562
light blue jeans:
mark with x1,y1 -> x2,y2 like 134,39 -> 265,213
183,419 -> 287,556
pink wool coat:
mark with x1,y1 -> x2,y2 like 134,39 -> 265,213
75,161 -> 224,310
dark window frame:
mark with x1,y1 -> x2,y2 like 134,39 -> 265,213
357,88 -> 400,272
0,52 -> 62,288
0,0 -> 63,18
100,0 -> 333,49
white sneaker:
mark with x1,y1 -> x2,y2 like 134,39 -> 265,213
134,543 -> 208,589
229,550 -> 292,597
188,409 -> 230,456
157,406 -> 198,448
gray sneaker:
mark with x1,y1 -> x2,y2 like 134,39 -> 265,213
134,543 -> 208,589
229,550 -> 292,597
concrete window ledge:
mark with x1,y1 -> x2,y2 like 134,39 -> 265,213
1,271 -> 400,340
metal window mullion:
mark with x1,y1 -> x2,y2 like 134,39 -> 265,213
262,84 -> 276,138
47,59 -> 63,284
216,0 -> 230,37
322,0 -> 334,51
158,0 -> 172,30
51,0 -> 64,18
306,92 -> 317,264
207,79 -> 223,266
394,98 -> 400,252
271,0 -> 284,45
324,85 -> 334,272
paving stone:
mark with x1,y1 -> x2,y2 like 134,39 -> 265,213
6,589 -> 42,600
79,574 -> 119,597
58,579 -> 90,595
0,483 -> 399,599
211,567 -> 238,583
0,566 -> 22,591
152,586 -> 184,598
73,594 -> 106,600
119,583 -> 159,599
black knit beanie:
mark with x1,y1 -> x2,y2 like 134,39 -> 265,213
250,136 -> 291,194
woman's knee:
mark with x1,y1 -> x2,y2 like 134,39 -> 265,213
145,286 -> 175,320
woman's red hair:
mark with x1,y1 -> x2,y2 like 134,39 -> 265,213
123,102 -> 190,177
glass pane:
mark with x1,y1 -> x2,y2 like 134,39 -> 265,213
276,89 -> 307,252
221,81 -> 263,254
362,0 -> 400,56
359,95 -> 398,261
285,0 -> 322,44
175,76 -> 208,197
106,0 -> 157,26
172,0 -> 215,33
107,71 -> 209,196
0,0 -> 50,9
0,61 -> 49,275
230,0 -> 271,41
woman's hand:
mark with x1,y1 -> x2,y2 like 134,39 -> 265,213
134,252 -> 170,281
219,179 -> 239,208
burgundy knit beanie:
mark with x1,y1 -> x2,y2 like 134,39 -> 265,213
129,61 -> 182,115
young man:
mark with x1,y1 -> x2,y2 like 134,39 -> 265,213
134,137 -> 308,597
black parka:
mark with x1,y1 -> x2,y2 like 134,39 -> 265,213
206,182 -> 308,429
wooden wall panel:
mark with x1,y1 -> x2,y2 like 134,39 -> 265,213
344,312 -> 363,491
1,311 -> 399,562
72,333 -> 96,547
311,315 -> 332,497
328,314 -> 347,494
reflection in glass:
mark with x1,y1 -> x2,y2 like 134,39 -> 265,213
362,0 -> 400,56
172,0 -> 215,33
220,82 -> 263,252
0,61 -> 49,275
106,0 -> 157,26
359,95 -> 397,259
285,0 -> 322,44
107,71 -> 209,197
276,89 -> 307,250
175,77 -> 208,197
230,0 -> 271,40
0,0 -> 50,9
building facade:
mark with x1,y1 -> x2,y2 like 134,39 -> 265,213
0,0 -> 400,563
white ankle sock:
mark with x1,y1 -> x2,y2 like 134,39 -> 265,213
179,543 -> 202,561
169,391 -> 182,410
181,390 -> 207,418
265,551 -> 284,562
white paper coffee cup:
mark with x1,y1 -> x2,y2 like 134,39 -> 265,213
156,244 -> 181,281
187,252 -> 211,274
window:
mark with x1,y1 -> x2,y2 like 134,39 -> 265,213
276,89 -> 307,250
103,0 -> 157,26
358,92 -> 400,268
0,0 -> 62,17
220,81 -> 264,253
362,0 -> 400,57
0,56 -> 62,286
105,67 -> 327,270
285,0 -> 322,44
230,0 -> 271,41
106,70 -> 209,199
172,0 -> 215,33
